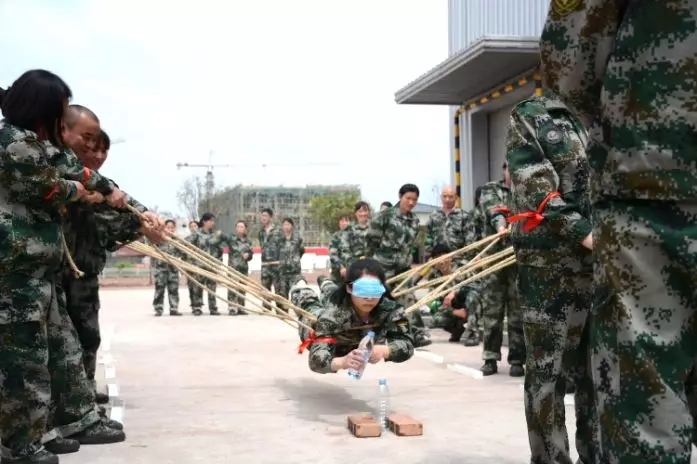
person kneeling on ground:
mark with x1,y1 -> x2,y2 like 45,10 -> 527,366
291,258 -> 415,374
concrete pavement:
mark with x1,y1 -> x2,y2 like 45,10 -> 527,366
59,287 -> 695,464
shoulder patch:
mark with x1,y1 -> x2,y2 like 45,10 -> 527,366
545,129 -> 562,144
551,0 -> 581,16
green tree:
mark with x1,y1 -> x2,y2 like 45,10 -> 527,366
309,191 -> 361,234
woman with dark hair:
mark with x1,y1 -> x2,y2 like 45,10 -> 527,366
291,258 -> 414,374
277,217 -> 305,305
184,220 -> 200,309
366,183 -> 432,347
188,212 -> 231,315
0,70 -> 91,463
226,220 -> 254,315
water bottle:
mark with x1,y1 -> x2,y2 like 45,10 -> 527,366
376,378 -> 390,431
347,331 -> 375,380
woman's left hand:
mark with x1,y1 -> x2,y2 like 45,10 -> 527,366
369,345 -> 390,364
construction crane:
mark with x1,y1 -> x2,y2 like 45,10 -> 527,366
176,151 -> 340,211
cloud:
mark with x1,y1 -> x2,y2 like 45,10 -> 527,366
0,0 -> 450,214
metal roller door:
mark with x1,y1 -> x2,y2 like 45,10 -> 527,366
487,104 -> 515,181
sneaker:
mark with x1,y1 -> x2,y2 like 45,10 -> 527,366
509,364 -> 525,377
44,437 -> 80,454
169,310 -> 182,316
1,449 -> 59,463
481,360 -> 498,376
72,422 -> 126,445
154,309 -> 163,317
193,308 -> 202,316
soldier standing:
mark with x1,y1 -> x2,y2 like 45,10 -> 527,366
227,220 -> 254,315
188,212 -> 229,315
366,184 -> 431,348
477,164 -> 525,376
337,201 -> 372,274
424,186 -> 468,258
258,208 -> 283,309
328,214 -> 350,284
184,220 -> 199,308
152,219 -> 182,317
540,1 -> 697,461
505,93 -> 596,463
277,218 -> 305,304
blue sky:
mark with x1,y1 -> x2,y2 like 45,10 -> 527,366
0,0 -> 450,215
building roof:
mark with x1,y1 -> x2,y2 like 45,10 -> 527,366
394,36 -> 540,105
412,203 -> 439,214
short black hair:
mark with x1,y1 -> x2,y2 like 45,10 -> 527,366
380,201 -> 392,208
283,217 -> 294,227
0,70 -> 72,146
502,161 -> 508,169
398,183 -> 419,197
430,244 -> 451,258
261,208 -> 273,216
164,219 -> 176,227
339,214 -> 350,221
99,129 -> 110,151
65,104 -> 99,128
354,201 -> 370,212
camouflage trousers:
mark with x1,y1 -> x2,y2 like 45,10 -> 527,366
153,269 -> 179,312
0,278 -> 98,459
432,286 -> 482,331
518,265 -> 597,464
227,266 -> 249,309
260,265 -> 281,310
592,199 -> 697,463
481,265 -> 525,364
190,277 -> 217,312
187,277 -> 196,307
294,280 -> 337,342
63,273 -> 101,391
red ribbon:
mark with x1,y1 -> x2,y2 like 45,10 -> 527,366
507,191 -> 560,232
297,331 -> 336,354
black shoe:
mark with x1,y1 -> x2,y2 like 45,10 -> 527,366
509,364 -> 525,377
72,422 -> 126,445
316,275 -> 328,287
414,335 -> 432,348
463,332 -> 480,347
95,392 -> 110,404
565,382 -> 576,394
2,449 -> 59,463
481,360 -> 498,376
44,437 -> 80,454
154,309 -> 163,317
97,408 -> 124,430
169,310 -> 182,316
209,310 -> 220,315
237,309 -> 248,315
448,321 -> 466,343
193,309 -> 202,316
228,309 -> 238,315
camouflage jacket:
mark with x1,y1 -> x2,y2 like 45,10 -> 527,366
190,229 -> 230,260
228,236 -> 253,271
470,206 -> 485,242
328,230 -> 345,273
424,208 -> 472,258
365,206 -> 420,273
152,242 -> 180,274
45,143 -> 114,196
259,224 -> 284,262
0,123 -> 84,323
338,222 -> 370,270
506,94 -> 593,271
540,1 -> 697,201
278,233 -> 305,274
294,288 -> 414,374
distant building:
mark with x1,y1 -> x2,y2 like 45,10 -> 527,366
412,202 -> 439,225
207,184 -> 362,246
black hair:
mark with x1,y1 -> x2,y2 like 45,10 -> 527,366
199,212 -> 215,227
282,217 -> 294,227
99,129 -> 111,151
502,161 -> 508,169
329,258 -> 394,306
261,208 -> 273,216
235,219 -> 247,228
354,201 -> 370,212
398,183 -> 420,197
164,219 -> 176,227
474,186 -> 483,206
188,220 -> 198,227
430,244 -> 451,258
380,201 -> 392,208
0,70 -> 72,146
65,104 -> 99,128
339,214 -> 350,221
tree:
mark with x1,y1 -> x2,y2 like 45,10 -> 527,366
309,191 -> 361,234
176,176 -> 204,220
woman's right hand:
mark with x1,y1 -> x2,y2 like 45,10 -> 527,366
342,350 -> 366,371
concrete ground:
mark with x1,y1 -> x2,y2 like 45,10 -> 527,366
60,286 -> 696,464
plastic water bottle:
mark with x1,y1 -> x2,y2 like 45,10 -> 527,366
347,331 -> 375,380
376,378 -> 390,431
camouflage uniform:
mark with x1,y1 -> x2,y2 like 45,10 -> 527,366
425,266 -> 482,341
184,232 -> 198,308
506,94 -> 597,463
0,123 -> 102,460
423,207 -> 469,258
328,229 -> 345,283
291,281 -> 415,374
278,233 -> 305,302
541,1 -> 697,461
365,206 -> 430,346
188,229 -> 229,314
152,242 -> 180,315
259,225 -> 283,308
338,222 -> 370,270
478,181 -> 525,370
226,236 -> 253,313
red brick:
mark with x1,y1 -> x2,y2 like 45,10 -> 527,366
387,413 -> 423,436
347,415 -> 381,438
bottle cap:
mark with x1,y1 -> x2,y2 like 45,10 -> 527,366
378,378 -> 387,385
367,330 -> 375,337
